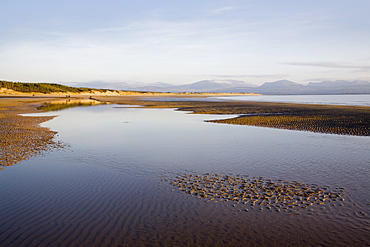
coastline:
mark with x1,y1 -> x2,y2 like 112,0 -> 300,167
1,94 -> 369,167
0,88 -> 260,97
0,96 -> 75,168
1,94 -> 369,246
93,95 -> 370,136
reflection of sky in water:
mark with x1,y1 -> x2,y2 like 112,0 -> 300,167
3,104 -> 369,246
33,104 -> 370,186
215,94 -> 370,106
38,105 -> 238,150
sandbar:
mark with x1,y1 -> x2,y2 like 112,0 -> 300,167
1,94 -> 369,168
93,95 -> 370,136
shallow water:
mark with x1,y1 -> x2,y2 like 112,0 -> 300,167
215,94 -> 370,106
1,104 -> 369,246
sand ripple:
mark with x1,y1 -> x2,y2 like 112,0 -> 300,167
166,172 -> 347,214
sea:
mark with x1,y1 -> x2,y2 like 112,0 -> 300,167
215,94 -> 370,106
0,95 -> 369,246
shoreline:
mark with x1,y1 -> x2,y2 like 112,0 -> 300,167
0,90 -> 260,97
93,95 -> 370,136
0,96 -> 77,168
1,94 -> 369,167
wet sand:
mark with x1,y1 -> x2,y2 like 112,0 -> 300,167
168,172 -> 347,214
0,95 -> 369,246
1,94 -> 369,168
0,96 -> 76,168
93,95 -> 370,136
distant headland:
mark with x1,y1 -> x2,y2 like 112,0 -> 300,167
0,80 -> 258,96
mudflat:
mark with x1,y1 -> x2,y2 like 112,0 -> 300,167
93,95 -> 370,136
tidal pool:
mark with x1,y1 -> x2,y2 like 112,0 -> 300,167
0,104 -> 369,246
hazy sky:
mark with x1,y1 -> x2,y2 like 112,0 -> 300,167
1,0 -> 369,86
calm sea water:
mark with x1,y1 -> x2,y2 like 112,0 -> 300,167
215,94 -> 370,106
0,103 -> 369,246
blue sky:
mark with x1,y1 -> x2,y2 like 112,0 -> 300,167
1,0 -> 369,86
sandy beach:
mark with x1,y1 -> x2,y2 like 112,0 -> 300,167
0,96 -> 75,168
1,94 -> 369,246
1,94 -> 369,167
93,95 -> 370,136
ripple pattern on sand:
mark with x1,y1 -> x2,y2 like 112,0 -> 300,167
1,105 -> 369,246
167,172 -> 347,214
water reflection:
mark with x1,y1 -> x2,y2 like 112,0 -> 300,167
0,104 -> 369,246
37,98 -> 104,111
215,94 -> 370,106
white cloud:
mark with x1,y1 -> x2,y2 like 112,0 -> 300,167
285,62 -> 370,71
210,74 -> 288,79
1,1 -> 369,84
210,6 -> 237,15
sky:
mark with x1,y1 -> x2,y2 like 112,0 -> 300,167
1,0 -> 369,87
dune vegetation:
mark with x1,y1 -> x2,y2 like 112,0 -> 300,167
1,80 -> 255,96
0,80 -> 101,93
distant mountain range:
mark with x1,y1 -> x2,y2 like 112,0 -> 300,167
110,79 -> 370,94
4,79 -> 369,95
